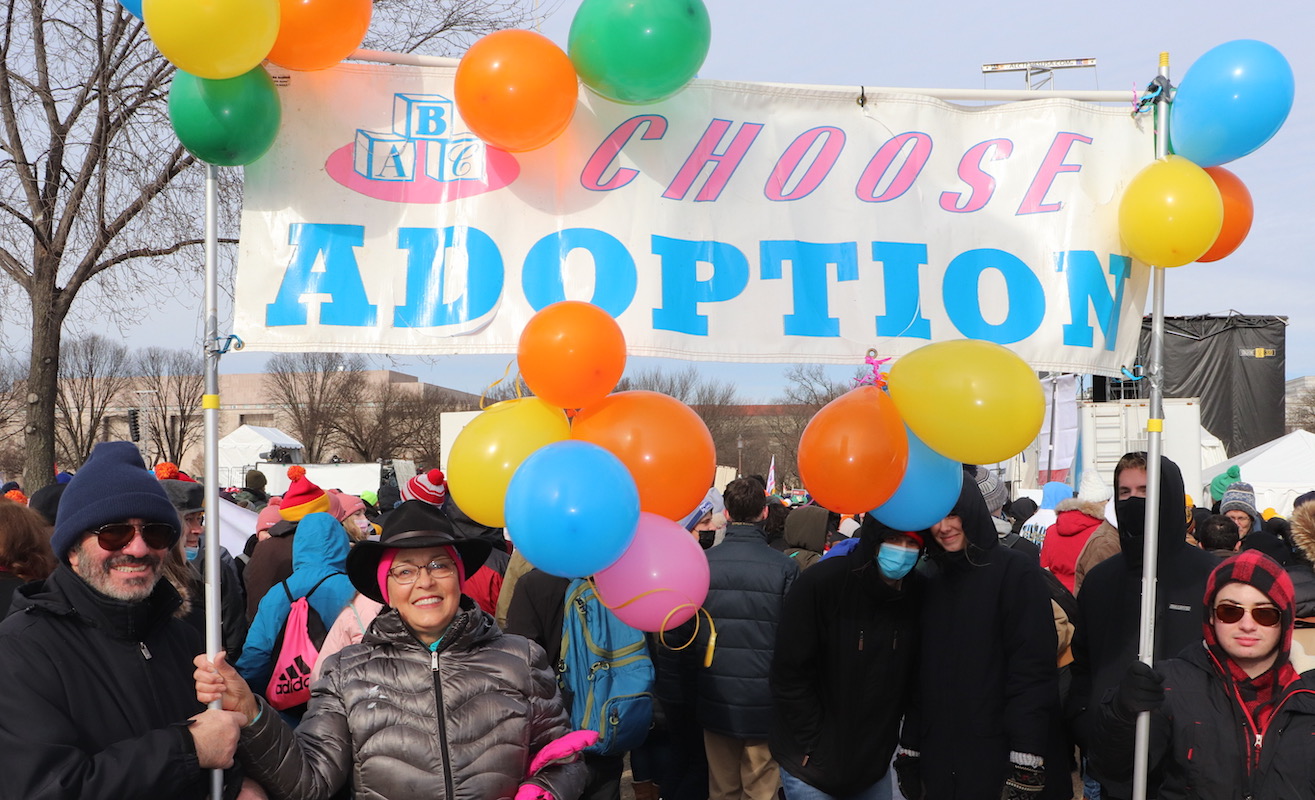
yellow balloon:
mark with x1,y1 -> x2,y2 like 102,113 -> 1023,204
144,0 -> 280,80
1119,155 -> 1224,268
887,340 -> 1045,464
445,398 -> 572,528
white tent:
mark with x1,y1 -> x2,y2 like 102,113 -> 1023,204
1202,430 -> 1315,518
217,425 -> 303,486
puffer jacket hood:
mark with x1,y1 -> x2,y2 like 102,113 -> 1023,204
291,511 -> 351,575
783,506 -> 828,553
1289,502 -> 1315,564
1051,498 -> 1107,537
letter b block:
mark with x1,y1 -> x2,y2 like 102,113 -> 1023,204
395,94 -> 454,140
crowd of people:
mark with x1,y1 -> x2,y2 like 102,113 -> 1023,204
1,439 -> 1314,800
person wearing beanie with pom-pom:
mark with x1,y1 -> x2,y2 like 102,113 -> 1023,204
402,468 -> 447,506
1091,550 -> 1315,797
0,441 -> 256,799
1220,481 -> 1263,538
243,466 -> 332,622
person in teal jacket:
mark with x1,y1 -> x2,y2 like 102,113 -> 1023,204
236,512 -> 355,700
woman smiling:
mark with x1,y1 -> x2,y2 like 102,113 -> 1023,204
196,500 -> 588,800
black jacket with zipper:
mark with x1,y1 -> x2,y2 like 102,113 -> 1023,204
0,564 -> 241,800
769,516 -> 921,795
1092,642 -> 1315,799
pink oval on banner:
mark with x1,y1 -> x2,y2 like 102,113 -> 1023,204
324,142 -> 519,203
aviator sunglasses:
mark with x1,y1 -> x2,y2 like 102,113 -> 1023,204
89,522 -> 176,551
1214,603 -> 1282,628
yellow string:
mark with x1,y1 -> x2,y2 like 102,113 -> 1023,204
585,577 -> 717,667
480,358 -> 519,409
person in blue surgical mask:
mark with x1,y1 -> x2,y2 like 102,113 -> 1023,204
769,517 -> 925,800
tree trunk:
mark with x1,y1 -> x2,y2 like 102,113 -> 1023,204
24,280 -> 64,492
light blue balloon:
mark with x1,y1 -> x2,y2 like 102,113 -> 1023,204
871,428 -> 963,531
120,0 -> 143,19
1170,40 -> 1294,167
505,440 -> 640,578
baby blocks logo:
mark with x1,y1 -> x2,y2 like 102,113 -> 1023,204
324,92 -> 519,203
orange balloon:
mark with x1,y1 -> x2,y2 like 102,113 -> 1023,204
1198,166 -> 1255,263
266,0 -> 372,71
572,391 -> 715,520
797,386 -> 909,515
518,301 -> 626,409
454,29 -> 579,152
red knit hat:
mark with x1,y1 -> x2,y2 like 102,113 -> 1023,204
279,466 -> 331,521
402,469 -> 447,506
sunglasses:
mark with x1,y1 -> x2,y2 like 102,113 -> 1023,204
1214,603 -> 1282,628
89,522 -> 176,551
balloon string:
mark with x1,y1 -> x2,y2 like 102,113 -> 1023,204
587,577 -> 717,667
480,358 -> 519,409
853,348 -> 890,389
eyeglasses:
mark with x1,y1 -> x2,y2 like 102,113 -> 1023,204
388,560 -> 457,585
89,522 -> 176,551
1214,603 -> 1282,628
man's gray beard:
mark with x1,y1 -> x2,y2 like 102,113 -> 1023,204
72,540 -> 162,602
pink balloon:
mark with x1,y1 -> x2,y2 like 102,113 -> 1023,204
594,512 -> 710,632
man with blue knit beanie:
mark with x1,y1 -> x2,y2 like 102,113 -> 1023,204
0,441 -> 253,800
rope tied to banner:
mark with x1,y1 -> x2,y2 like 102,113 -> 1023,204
853,348 -> 891,389
1133,75 -> 1171,116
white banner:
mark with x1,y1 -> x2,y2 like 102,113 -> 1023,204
235,63 -> 1154,374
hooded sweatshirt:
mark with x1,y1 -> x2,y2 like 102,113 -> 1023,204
1040,498 -> 1106,593
1069,456 -> 1219,798
902,471 -> 1068,799
236,512 -> 355,691
782,506 -> 829,570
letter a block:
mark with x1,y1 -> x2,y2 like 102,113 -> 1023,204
353,131 -> 416,181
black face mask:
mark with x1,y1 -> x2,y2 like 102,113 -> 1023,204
698,531 -> 715,550
1116,495 -> 1148,541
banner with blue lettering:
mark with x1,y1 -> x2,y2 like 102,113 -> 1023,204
235,63 -> 1153,374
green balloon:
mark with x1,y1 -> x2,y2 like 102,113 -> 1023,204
169,67 -> 281,166
569,0 -> 712,105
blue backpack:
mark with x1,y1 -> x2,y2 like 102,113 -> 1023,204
557,578 -> 655,756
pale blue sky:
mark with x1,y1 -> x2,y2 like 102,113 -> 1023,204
55,0 -> 1315,401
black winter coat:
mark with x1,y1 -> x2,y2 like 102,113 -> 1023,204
0,565 -> 240,800
770,517 -> 921,795
1069,457 -> 1218,798
1091,644 -> 1315,799
696,522 -> 799,738
902,473 -> 1067,800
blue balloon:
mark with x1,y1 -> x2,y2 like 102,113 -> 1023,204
871,428 -> 963,531
1171,40 -> 1294,167
120,0 -> 143,19
505,440 -> 640,578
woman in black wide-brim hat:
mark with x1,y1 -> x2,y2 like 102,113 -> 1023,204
196,500 -> 589,800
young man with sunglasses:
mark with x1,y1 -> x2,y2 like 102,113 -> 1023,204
1091,550 -> 1315,798
0,441 -> 251,800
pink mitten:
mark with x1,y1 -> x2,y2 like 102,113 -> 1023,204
515,784 -> 554,800
527,729 -> 601,776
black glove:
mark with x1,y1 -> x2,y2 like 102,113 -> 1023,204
1001,763 -> 1045,800
1113,660 -> 1166,720
894,754 -> 923,800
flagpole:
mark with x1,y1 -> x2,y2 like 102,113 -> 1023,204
1132,51 -> 1171,800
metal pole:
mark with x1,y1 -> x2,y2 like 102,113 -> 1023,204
202,163 -> 224,800
1132,51 -> 1171,800
1046,375 -> 1059,476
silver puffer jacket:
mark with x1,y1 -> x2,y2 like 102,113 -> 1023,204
238,597 -> 587,800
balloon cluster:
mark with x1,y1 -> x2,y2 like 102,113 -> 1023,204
446,301 -> 714,632
139,0 -> 372,166
454,0 -> 711,152
1120,40 -> 1292,267
796,339 -> 1045,531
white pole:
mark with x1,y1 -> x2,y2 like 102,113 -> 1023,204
1132,51 -> 1171,800
202,162 -> 224,800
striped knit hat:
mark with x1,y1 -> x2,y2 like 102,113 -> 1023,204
279,466 -> 331,521
401,469 -> 447,506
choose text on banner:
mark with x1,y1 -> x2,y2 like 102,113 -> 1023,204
235,63 -> 1153,374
